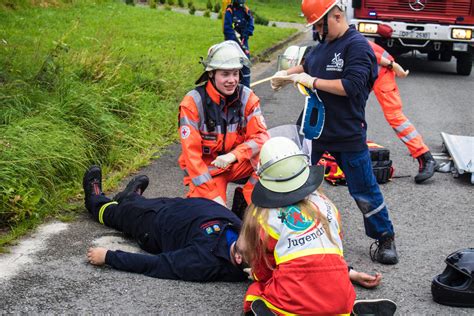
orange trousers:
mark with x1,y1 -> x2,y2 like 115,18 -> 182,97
373,70 -> 429,158
185,160 -> 257,205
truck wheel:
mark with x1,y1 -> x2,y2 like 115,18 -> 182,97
456,53 -> 473,76
427,52 -> 439,61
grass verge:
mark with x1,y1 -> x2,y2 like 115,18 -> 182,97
0,0 -> 297,249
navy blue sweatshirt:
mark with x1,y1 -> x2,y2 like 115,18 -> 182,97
303,26 -> 378,152
105,197 -> 247,282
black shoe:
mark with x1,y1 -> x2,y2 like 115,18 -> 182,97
82,165 -> 102,211
113,175 -> 149,204
415,151 -> 438,184
231,187 -> 248,220
352,299 -> 397,316
370,236 -> 399,265
250,300 -> 275,316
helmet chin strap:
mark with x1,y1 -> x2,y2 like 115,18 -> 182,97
316,14 -> 329,43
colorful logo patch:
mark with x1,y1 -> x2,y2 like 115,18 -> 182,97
205,227 -> 213,234
213,224 -> 221,232
278,206 -> 313,231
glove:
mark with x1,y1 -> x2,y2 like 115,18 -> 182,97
211,153 -> 237,169
393,62 -> 409,78
212,196 -> 226,207
291,73 -> 317,89
271,70 -> 292,91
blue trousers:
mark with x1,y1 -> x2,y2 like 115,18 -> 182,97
241,65 -> 251,88
312,149 -> 395,240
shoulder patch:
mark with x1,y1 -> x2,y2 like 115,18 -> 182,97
180,126 -> 191,139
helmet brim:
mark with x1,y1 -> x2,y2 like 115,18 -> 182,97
252,165 -> 324,208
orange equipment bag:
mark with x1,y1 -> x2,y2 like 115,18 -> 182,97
317,141 -> 394,186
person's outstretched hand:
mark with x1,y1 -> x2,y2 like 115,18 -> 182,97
87,247 -> 107,266
393,62 -> 409,78
271,70 -> 293,91
350,270 -> 382,288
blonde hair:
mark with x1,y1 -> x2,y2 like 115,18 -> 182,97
239,192 -> 337,270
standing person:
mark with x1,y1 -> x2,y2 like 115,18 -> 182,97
178,40 -> 269,212
271,0 -> 398,264
83,165 -> 247,282
224,0 -> 254,87
368,40 -> 438,183
239,137 -> 396,315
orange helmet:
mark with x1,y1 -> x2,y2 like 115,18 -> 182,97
301,0 -> 345,26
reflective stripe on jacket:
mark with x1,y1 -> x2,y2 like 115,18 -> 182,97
178,81 -> 269,199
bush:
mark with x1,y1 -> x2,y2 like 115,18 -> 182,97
254,12 -> 269,26
149,0 -> 156,8
125,0 -> 135,5
178,0 -> 184,7
167,0 -> 174,5
187,0 -> 192,8
159,0 -> 166,4
189,4 -> 195,14
217,11 -> 222,19
164,4 -> 171,9
213,1 -> 220,13
203,9 -> 210,17
206,0 -> 212,10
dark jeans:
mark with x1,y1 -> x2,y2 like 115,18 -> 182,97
312,149 -> 395,240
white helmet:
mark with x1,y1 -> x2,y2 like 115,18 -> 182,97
277,45 -> 309,71
196,40 -> 251,84
202,40 -> 251,71
252,137 -> 324,208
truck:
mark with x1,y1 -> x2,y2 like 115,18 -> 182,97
349,0 -> 474,76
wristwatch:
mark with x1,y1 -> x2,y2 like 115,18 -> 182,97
387,60 -> 394,70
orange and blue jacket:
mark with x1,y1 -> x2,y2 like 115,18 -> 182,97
178,81 -> 269,200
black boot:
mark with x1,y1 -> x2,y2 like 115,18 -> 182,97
82,165 -> 103,212
113,175 -> 149,204
250,300 -> 275,316
370,235 -> 399,265
414,151 -> 438,184
231,187 -> 248,220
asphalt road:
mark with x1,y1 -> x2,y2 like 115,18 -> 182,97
1,31 -> 473,314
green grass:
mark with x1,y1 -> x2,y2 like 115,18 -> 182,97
0,1 -> 296,248
190,0 -> 304,23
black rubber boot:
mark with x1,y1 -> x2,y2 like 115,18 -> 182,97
414,151 -> 438,184
370,236 -> 399,265
250,300 -> 275,316
113,175 -> 149,204
352,299 -> 397,316
231,187 -> 248,220
82,165 -> 103,212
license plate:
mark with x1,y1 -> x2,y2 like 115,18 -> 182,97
399,31 -> 430,39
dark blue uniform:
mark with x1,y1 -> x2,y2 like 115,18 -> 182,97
89,194 -> 247,282
224,3 -> 254,87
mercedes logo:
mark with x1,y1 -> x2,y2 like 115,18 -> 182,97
409,0 -> 426,11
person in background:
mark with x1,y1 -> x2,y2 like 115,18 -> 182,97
224,0 -> 254,87
368,39 -> 438,183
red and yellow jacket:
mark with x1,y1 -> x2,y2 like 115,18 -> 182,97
178,81 -> 269,199
245,192 -> 355,315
